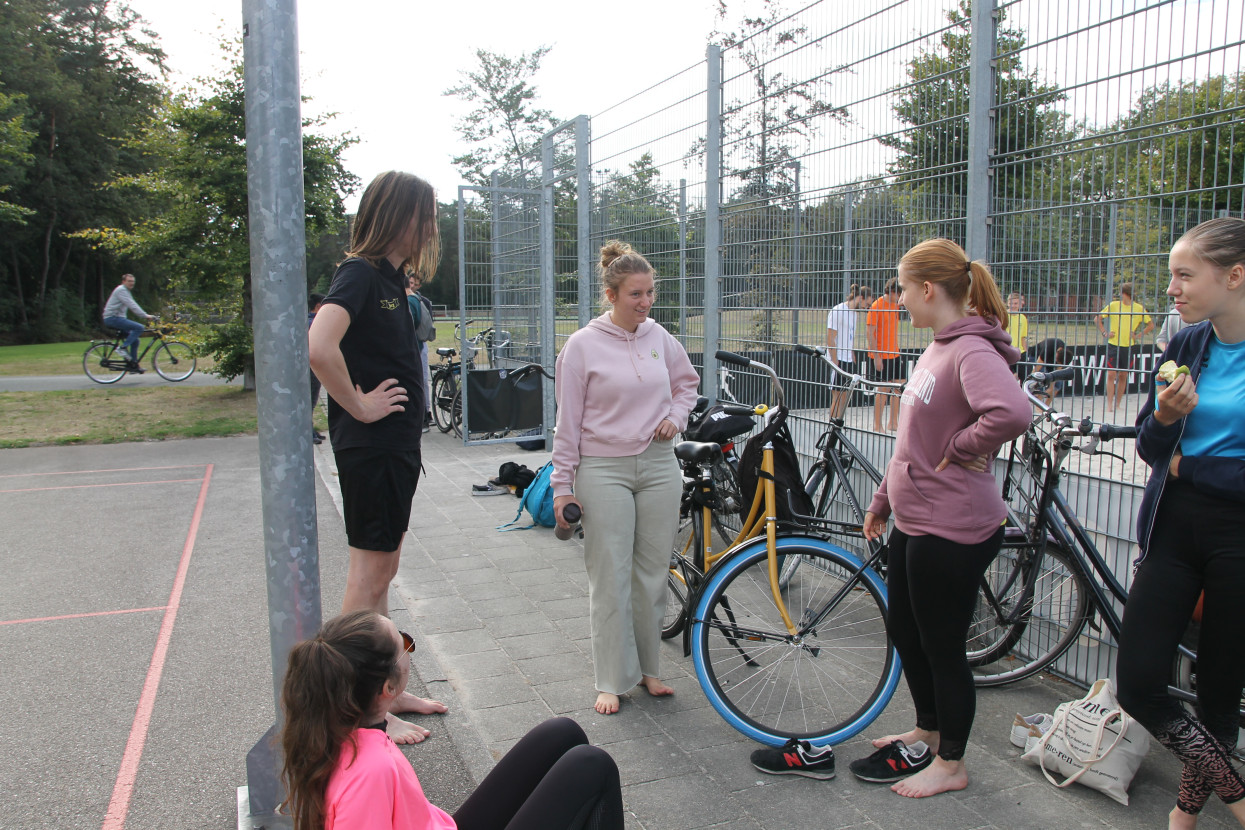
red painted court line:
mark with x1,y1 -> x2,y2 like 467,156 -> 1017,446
0,465 -> 206,480
0,478 -> 203,494
101,462 -> 213,830
0,606 -> 167,626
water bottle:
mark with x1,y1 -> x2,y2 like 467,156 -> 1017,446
556,502 -> 582,541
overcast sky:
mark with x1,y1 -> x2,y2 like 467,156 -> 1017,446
124,0 -> 723,211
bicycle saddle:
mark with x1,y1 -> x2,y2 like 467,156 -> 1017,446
436,347 -> 457,358
674,441 -> 723,465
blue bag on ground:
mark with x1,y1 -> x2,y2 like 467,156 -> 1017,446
498,461 -> 556,530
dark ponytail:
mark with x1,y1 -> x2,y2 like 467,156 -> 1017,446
280,612 -> 398,830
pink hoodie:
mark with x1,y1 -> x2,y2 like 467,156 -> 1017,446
867,316 -> 1031,544
551,313 -> 701,497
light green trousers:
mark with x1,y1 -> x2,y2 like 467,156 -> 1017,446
575,440 -> 682,694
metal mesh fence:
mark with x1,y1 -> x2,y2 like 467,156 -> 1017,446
461,0 -> 1243,683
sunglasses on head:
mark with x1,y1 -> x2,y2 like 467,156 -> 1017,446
399,630 -> 416,654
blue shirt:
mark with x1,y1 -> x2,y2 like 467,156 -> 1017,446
1181,334 -> 1245,460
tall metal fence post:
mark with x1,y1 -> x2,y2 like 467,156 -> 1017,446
791,160 -> 802,344
843,189 -> 855,301
966,0 -> 996,263
490,171 -> 502,341
678,178 -> 688,339
576,115 -> 594,330
704,44 -> 723,400
241,0 -> 320,823
1105,202 -> 1119,306
540,135 -> 556,445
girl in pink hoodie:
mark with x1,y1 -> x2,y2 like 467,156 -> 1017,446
552,241 -> 701,716
856,239 -> 1031,798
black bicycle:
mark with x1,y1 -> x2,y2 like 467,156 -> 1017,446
966,367 -> 1245,741
83,321 -> 196,384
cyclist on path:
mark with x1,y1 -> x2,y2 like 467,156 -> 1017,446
102,273 -> 155,372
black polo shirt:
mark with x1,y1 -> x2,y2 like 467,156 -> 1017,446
321,256 -> 424,450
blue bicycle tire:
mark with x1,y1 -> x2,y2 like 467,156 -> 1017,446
690,535 -> 900,747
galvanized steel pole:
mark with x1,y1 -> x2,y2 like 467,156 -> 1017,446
704,45 -> 723,400
966,0 -> 996,263
540,135 -> 557,445
241,0 -> 320,822
576,115 -> 594,330
678,178 -> 688,339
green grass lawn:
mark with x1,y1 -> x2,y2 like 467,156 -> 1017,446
0,340 -> 94,376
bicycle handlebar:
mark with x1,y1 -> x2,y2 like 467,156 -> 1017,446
795,343 -> 905,391
715,350 -> 785,410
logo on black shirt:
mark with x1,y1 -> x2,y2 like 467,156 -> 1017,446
380,297 -> 400,311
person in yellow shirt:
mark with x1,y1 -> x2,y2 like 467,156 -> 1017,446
1003,292 -> 1028,379
1095,282 -> 1154,412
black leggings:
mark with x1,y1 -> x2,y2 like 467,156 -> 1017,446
452,718 -> 622,830
886,526 -> 1003,762
1117,480 -> 1245,815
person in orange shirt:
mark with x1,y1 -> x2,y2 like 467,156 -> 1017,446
867,278 -> 905,432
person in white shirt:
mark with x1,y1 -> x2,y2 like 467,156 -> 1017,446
826,284 -> 871,418
102,273 -> 154,371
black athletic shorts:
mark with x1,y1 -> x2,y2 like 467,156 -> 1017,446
870,356 -> 904,384
1105,344 -> 1136,370
335,446 -> 421,552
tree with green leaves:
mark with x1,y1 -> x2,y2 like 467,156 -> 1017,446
0,0 -> 167,340
443,47 -> 559,187
76,46 -> 358,388
881,0 -> 1066,208
714,0 -> 848,343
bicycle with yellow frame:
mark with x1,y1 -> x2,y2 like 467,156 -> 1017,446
678,350 -> 901,748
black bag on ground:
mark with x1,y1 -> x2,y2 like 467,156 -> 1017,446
737,406 -> 814,521
494,462 -> 537,497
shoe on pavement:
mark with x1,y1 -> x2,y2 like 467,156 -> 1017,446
471,482 -> 510,497
848,740 -> 932,783
312,432 -> 324,445
750,739 -> 836,780
1011,712 -> 1053,749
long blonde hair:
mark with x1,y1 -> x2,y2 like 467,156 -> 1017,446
346,171 -> 440,281
899,238 -> 1008,328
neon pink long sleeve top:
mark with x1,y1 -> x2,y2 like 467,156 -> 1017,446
551,313 -> 701,497
324,728 -> 455,830
867,316 -> 1031,544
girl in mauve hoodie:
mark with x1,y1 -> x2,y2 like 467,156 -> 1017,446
552,241 -> 701,716
857,238 -> 1031,798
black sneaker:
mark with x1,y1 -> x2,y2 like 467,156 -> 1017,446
848,740 -> 932,783
128,361 -> 145,374
750,739 -> 836,780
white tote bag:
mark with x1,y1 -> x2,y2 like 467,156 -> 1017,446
1021,678 -> 1150,805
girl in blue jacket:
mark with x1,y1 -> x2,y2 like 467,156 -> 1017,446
1118,217 -> 1245,830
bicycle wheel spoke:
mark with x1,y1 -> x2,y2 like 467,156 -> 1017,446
153,341 -> 196,381
693,542 -> 898,744
970,543 -> 1088,686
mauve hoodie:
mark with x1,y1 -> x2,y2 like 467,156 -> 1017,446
551,312 -> 701,498
867,315 -> 1031,544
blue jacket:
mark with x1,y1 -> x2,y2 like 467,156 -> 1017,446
1134,320 -> 1245,558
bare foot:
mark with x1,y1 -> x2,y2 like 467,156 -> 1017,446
1169,806 -> 1199,830
385,711 -> 431,744
871,728 -> 938,753
595,692 -> 621,715
891,757 -> 967,798
392,691 -> 448,715
642,676 -> 674,697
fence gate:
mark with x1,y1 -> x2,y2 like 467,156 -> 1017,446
455,116 -> 592,447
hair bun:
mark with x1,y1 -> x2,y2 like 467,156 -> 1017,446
599,240 -> 632,270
